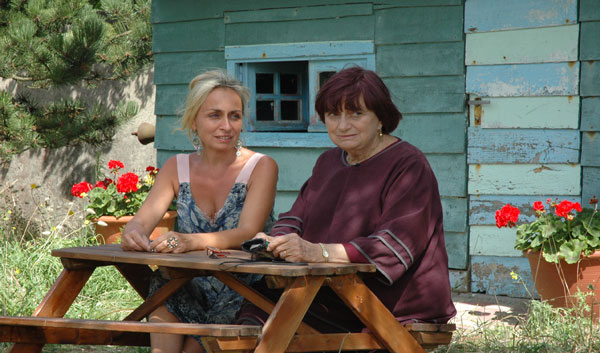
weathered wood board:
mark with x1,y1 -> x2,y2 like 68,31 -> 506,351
471,255 -> 538,298
466,25 -> 578,65
153,20 -> 225,53
385,76 -> 466,113
466,62 -> 579,97
580,22 -> 600,60
581,61 -> 600,96
468,128 -> 580,164
446,232 -> 468,269
377,42 -> 464,77
225,16 -> 374,46
224,3 -> 373,23
582,98 -> 600,131
582,167 -> 600,204
468,164 -> 581,196
375,6 -> 463,44
582,132 -> 600,167
468,96 -> 579,129
154,52 -> 226,85
470,225 -> 521,257
394,113 -> 466,154
469,195 -> 582,225
464,0 -> 577,33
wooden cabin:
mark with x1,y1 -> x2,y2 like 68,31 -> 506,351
151,0 -> 600,297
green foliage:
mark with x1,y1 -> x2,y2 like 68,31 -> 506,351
515,203 -> 600,264
0,0 -> 151,164
0,0 -> 152,84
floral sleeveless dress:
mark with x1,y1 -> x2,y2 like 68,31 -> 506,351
148,152 -> 274,346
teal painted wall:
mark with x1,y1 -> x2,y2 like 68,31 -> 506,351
150,0 -> 468,287
465,0 -> 581,298
580,0 -> 600,205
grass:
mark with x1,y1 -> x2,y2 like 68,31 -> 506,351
0,184 -> 147,353
433,285 -> 600,353
2,184 -> 600,352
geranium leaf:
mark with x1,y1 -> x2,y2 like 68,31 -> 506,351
559,239 -> 586,264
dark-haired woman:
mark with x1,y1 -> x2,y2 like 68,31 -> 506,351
237,66 -> 456,332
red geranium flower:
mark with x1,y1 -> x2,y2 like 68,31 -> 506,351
116,172 -> 139,193
554,200 -> 582,219
94,181 -> 107,189
495,204 -> 520,228
71,181 -> 93,198
146,166 -> 155,172
108,160 -> 124,170
533,201 -> 545,212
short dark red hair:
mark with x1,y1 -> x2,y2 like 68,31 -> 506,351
315,66 -> 402,134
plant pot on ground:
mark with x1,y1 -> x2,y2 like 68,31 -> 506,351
496,197 -> 600,318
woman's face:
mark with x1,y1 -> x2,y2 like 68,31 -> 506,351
324,98 -> 383,158
192,87 -> 243,153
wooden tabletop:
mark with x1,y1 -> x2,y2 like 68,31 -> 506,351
51,244 -> 376,277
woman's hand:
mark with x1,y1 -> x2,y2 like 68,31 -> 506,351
266,233 -> 324,263
150,231 -> 190,253
121,225 -> 151,252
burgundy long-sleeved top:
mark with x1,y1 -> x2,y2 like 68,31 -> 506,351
271,139 -> 456,324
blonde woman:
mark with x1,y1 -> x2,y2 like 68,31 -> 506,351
121,70 -> 278,353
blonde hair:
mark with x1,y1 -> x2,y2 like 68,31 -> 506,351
180,70 -> 250,137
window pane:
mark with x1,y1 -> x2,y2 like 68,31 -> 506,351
318,71 -> 336,89
280,74 -> 298,94
256,73 -> 274,94
281,100 -> 299,121
256,100 -> 274,121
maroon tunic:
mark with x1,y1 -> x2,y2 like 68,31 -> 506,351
271,139 -> 456,324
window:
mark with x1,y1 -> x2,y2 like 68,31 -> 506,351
226,41 -> 375,133
248,61 -> 309,131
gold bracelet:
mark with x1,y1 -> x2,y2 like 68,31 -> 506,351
318,243 -> 329,263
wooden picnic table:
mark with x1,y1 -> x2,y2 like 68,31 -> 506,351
0,244 -> 453,352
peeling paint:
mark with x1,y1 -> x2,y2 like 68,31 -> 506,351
585,131 -> 597,141
533,165 -> 552,173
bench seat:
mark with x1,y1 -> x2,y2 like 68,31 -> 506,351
0,316 -> 261,346
0,316 -> 454,351
202,323 -> 456,352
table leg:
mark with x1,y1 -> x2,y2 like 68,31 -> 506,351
115,263 -> 154,299
213,272 -> 320,335
8,267 -> 95,353
254,276 -> 324,353
327,274 -> 427,353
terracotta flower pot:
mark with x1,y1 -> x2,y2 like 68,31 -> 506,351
526,250 -> 600,319
93,210 -> 177,245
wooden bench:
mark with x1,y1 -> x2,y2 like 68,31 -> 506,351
202,323 -> 456,352
0,316 -> 454,351
0,316 -> 261,347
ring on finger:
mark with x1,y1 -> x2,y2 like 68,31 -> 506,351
167,236 -> 179,249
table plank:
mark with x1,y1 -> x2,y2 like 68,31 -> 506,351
51,245 -> 375,276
